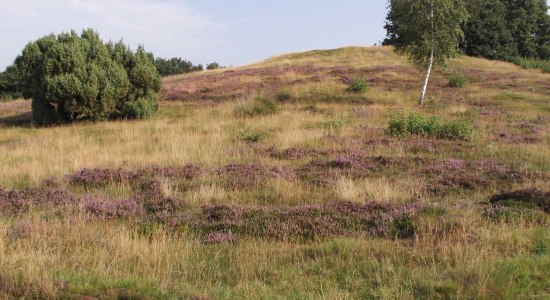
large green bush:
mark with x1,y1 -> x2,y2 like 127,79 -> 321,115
15,29 -> 161,126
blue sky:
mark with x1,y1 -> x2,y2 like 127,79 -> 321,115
1,1 -> 549,71
0,0 -> 386,70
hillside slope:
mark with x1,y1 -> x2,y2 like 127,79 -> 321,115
0,46 -> 549,299
162,46 -> 550,105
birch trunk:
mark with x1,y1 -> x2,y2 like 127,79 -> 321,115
419,49 -> 433,106
419,1 -> 434,106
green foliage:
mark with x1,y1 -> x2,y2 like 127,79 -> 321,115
346,78 -> 368,93
461,0 -> 518,60
152,57 -> 203,77
234,97 -> 280,118
120,97 -> 158,119
0,64 -> 23,101
385,0 -> 468,68
448,73 -> 469,88
15,29 -> 161,126
388,112 -> 475,140
511,57 -> 550,73
387,0 -> 550,61
206,62 -> 223,70
237,127 -> 265,143
323,115 -> 352,132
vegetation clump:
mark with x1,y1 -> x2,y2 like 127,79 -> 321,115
388,112 -> 475,140
346,78 -> 368,93
237,127 -> 265,143
15,28 -> 161,126
276,90 -> 292,102
234,97 -> 280,118
511,57 -> 550,73
448,73 -> 469,88
490,189 -> 550,213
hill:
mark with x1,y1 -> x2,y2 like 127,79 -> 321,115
0,46 -> 549,299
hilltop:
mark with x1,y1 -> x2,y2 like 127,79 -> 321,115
0,46 -> 549,299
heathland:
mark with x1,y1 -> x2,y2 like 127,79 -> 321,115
0,46 -> 549,299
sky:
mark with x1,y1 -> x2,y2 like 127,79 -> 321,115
0,0 -> 387,70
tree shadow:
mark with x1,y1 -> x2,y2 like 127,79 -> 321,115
0,112 -> 33,128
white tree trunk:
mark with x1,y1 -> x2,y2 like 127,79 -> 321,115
419,49 -> 434,106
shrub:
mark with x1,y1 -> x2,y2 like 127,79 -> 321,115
120,97 -> 158,119
436,120 -> 475,140
237,127 -> 265,143
448,73 -> 469,88
388,112 -> 475,140
234,97 -> 280,118
323,115 -> 352,131
388,112 -> 439,137
346,78 -> 368,93
511,57 -> 550,73
15,28 -> 161,126
276,90 -> 292,102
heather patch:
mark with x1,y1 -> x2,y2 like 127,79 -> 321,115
203,231 -> 236,245
68,164 -> 202,188
484,189 -> 550,224
299,155 -> 412,186
217,163 -> 296,190
421,159 -> 549,195
141,164 -> 201,180
0,187 -> 78,212
138,179 -> 184,215
192,200 -> 423,241
85,197 -> 144,220
68,168 -> 141,187
490,189 -> 550,213
202,205 -> 243,224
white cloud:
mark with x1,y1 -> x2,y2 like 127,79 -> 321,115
0,0 -> 225,70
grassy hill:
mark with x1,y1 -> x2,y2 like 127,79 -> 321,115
0,46 -> 549,299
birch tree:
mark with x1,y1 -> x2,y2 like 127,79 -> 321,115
385,0 -> 467,105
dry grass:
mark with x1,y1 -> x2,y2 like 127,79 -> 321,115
0,46 -> 549,299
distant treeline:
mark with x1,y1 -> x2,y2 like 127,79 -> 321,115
384,0 -> 550,61
150,55 -> 225,77
151,56 -> 204,76
0,64 -> 22,101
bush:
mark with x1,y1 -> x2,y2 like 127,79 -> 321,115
511,57 -> 550,73
15,28 -> 161,126
346,78 -> 368,93
436,120 -> 476,140
237,127 -> 265,143
388,112 -> 475,140
448,73 -> 469,88
234,97 -> 280,118
121,97 -> 158,119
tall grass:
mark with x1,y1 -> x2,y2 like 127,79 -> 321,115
0,46 -> 549,299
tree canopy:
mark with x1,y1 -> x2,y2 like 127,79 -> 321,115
15,29 -> 161,126
384,0 -> 468,104
385,0 -> 550,61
